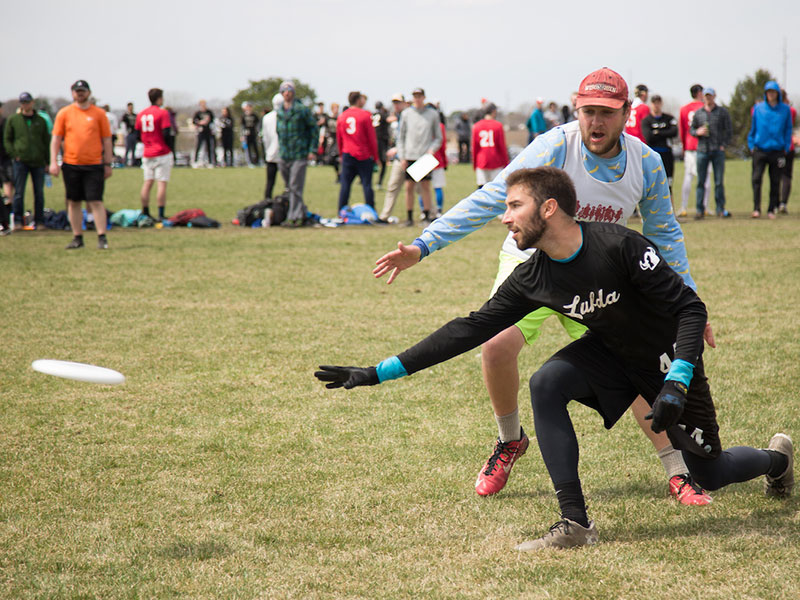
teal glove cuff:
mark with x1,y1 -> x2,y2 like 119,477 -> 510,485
665,358 -> 694,387
376,356 -> 408,382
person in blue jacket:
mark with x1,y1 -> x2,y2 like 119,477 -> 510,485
747,81 -> 793,219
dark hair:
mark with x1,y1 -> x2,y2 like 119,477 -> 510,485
690,84 -> 703,98
484,103 -> 497,115
127,102 -> 133,107
505,167 -> 577,217
348,91 -> 361,106
148,88 -> 163,105
651,95 -> 662,103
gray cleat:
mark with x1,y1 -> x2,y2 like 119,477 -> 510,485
515,518 -> 598,552
765,433 -> 794,498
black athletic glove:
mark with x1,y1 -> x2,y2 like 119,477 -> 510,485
314,365 -> 379,389
644,380 -> 688,433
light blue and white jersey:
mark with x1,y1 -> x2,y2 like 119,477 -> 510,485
415,121 -> 695,289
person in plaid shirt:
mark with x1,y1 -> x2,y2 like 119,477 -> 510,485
276,81 -> 319,226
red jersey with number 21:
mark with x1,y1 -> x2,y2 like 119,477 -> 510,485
472,119 -> 509,170
135,105 -> 171,157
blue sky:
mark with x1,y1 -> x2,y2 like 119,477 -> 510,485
6,0 -> 799,114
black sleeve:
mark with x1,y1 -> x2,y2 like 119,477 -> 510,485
621,234 -> 706,365
664,115 -> 678,138
641,117 -> 656,146
162,127 -> 173,150
397,268 -> 539,375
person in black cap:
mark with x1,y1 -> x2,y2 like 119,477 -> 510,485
3,92 -> 51,229
50,80 -> 113,249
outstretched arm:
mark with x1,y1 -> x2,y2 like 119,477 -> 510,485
373,242 -> 422,284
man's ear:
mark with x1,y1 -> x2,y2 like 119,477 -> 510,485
542,197 -> 559,218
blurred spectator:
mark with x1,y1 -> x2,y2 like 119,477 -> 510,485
275,80 -> 318,226
122,102 -> 138,166
241,101 -> 261,166
456,112 -> 472,162
373,100 -> 390,188
690,87 -> 732,218
641,95 -> 678,194
136,88 -> 174,221
103,104 -> 118,151
430,120 -> 448,218
624,84 -> 649,142
261,92 -> 283,200
527,98 -> 547,141
472,103 -> 509,189
780,90 -> 796,213
543,101 -> 562,129
49,79 -> 112,249
4,92 -> 50,229
192,100 -> 216,167
318,102 -> 340,182
219,107 -> 234,167
678,84 -> 710,218
396,87 -> 442,226
336,91 -> 378,211
0,102 -> 14,234
747,81 -> 793,219
377,93 -> 407,222
164,106 -> 178,161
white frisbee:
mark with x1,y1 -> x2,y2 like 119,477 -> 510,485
31,359 -> 126,385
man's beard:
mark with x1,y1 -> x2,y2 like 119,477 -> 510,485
514,208 -> 547,250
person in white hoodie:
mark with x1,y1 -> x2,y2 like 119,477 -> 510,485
261,93 -> 283,200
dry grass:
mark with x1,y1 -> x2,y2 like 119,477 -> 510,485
1,160 -> 798,599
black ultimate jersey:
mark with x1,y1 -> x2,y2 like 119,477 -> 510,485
122,112 -> 137,133
193,110 -> 214,133
241,113 -> 260,137
397,222 -> 707,379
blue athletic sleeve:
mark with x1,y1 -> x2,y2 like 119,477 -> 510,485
414,128 -> 568,256
638,148 -> 697,290
376,356 -> 408,382
665,358 -> 695,386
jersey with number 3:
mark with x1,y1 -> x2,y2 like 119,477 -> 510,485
336,107 -> 378,161
472,119 -> 509,170
135,105 -> 171,158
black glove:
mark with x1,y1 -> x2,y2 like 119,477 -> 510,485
314,365 -> 379,389
644,380 -> 688,433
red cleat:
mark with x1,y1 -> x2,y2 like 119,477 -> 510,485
475,430 -> 529,496
669,474 -> 712,505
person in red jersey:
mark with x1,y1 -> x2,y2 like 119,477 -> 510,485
472,103 -> 509,189
624,84 -> 650,142
135,88 -> 174,221
336,91 -> 379,211
678,84 -> 710,217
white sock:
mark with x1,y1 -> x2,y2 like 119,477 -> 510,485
657,444 -> 688,479
495,408 -> 522,442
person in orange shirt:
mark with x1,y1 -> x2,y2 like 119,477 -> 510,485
49,80 -> 113,249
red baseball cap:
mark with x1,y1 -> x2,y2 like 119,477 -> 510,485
575,68 -> 629,109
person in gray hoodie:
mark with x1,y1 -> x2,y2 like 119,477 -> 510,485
396,87 -> 442,226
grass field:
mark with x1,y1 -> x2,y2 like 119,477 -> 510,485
1,160 -> 799,599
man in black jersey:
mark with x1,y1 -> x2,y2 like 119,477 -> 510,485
315,166 -> 794,550
241,101 -> 261,166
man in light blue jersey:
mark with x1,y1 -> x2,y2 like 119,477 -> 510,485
374,67 -> 715,505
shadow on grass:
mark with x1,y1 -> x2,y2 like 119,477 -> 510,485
157,537 -> 232,561
604,502 -> 799,544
